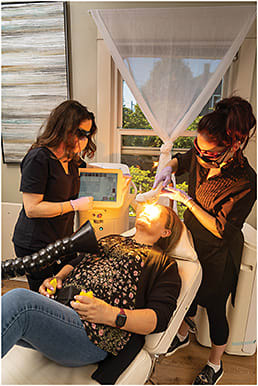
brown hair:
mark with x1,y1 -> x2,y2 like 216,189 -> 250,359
154,206 -> 183,253
30,100 -> 97,161
198,96 -> 256,151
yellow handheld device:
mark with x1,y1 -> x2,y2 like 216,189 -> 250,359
47,278 -> 57,295
76,290 -> 94,303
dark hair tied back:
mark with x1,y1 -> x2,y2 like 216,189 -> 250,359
214,99 -> 230,116
198,96 -> 256,150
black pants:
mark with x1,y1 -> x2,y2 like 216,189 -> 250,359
187,291 -> 230,346
14,245 -> 66,293
186,260 -> 234,346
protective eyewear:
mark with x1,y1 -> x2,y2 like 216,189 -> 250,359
193,138 -> 229,161
76,128 -> 92,139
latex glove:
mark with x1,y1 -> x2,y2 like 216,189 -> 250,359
70,196 -> 93,211
39,276 -> 62,298
153,166 -> 172,189
160,187 -> 193,206
135,184 -> 162,204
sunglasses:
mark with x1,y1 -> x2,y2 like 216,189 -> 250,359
76,128 -> 92,139
193,138 -> 229,161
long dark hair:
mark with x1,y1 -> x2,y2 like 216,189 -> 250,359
30,100 -> 97,161
198,96 -> 256,151
154,206 -> 183,253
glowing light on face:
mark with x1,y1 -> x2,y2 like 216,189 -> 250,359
139,204 -> 162,222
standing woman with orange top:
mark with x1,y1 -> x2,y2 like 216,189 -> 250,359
12,100 -> 97,292
154,96 -> 256,384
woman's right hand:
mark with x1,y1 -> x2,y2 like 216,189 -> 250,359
39,277 -> 63,298
153,166 -> 172,189
70,196 -> 94,211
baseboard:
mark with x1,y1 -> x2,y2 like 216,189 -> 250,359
10,276 -> 27,282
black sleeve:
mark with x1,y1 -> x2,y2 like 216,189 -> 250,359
216,186 -> 256,240
173,148 -> 194,176
145,259 -> 181,333
68,253 -> 85,267
20,150 -> 49,194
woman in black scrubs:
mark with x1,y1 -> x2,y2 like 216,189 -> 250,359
12,100 -> 97,292
154,96 -> 256,384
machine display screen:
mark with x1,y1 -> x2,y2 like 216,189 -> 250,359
79,172 -> 118,202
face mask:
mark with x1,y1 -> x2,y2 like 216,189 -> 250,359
196,156 -> 216,169
196,147 -> 232,169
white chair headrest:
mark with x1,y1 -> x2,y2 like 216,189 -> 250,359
166,222 -> 197,261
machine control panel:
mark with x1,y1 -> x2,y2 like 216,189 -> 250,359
79,169 -> 124,205
78,168 -> 133,238
89,210 -> 108,233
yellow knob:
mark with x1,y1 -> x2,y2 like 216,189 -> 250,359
76,290 -> 94,302
47,278 -> 57,295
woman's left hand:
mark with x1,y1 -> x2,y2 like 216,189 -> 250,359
71,295 -> 114,325
160,187 -> 192,206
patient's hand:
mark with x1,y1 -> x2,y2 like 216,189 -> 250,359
71,295 -> 115,325
39,276 -> 63,298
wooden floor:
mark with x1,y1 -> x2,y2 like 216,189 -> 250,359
2,280 -> 257,385
2,278 -> 29,295
148,334 -> 256,385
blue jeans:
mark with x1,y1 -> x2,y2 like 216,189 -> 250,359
1,288 -> 108,366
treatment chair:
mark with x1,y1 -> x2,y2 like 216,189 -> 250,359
2,222 -> 202,385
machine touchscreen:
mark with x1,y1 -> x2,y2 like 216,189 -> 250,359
79,171 -> 118,202
79,168 -> 124,207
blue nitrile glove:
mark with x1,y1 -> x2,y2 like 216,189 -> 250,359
153,166 -> 172,189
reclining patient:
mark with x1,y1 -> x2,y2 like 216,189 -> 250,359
2,204 -> 182,384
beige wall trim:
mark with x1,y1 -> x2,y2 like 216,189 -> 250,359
96,37 -> 112,162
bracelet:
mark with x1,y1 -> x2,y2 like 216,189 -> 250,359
70,200 -> 76,211
59,203 -> 64,216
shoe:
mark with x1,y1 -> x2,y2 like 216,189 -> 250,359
165,333 -> 190,357
193,362 -> 224,385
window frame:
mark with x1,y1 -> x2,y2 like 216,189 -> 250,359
96,34 -> 253,165
96,37 -> 197,163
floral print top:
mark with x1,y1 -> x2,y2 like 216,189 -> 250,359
63,235 -> 151,355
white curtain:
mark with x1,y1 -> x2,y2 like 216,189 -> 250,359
91,6 -> 256,180
91,6 -> 255,144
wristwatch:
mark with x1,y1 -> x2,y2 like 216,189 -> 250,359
115,308 -> 127,328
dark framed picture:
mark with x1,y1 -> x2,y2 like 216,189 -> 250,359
1,1 -> 70,163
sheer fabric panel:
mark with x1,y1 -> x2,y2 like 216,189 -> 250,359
91,6 -> 256,143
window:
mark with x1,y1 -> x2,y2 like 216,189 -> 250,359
120,79 -> 222,189
95,39 -> 224,218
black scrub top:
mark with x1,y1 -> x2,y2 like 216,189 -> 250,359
13,147 -> 86,251
174,148 -> 256,306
